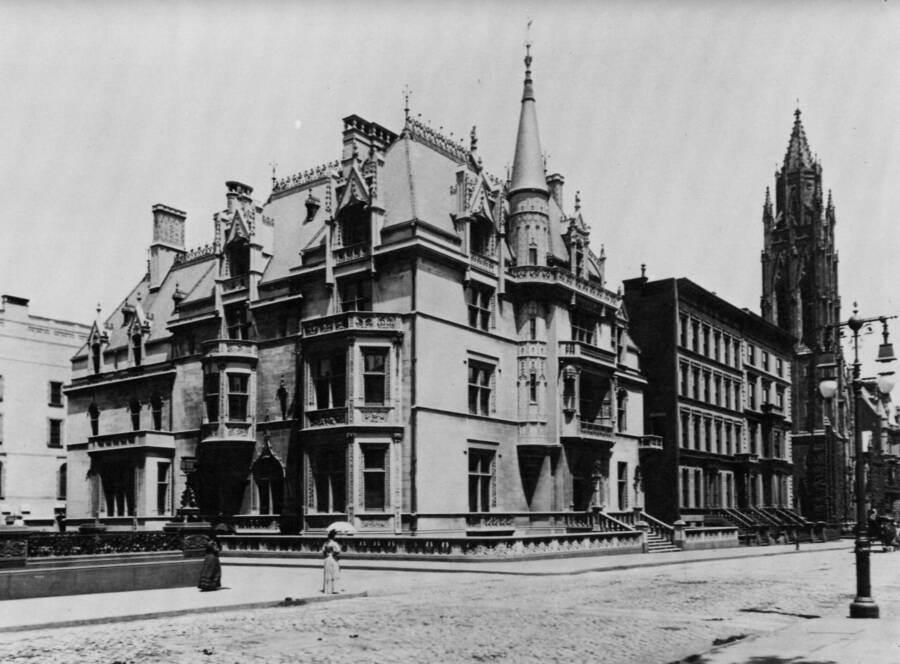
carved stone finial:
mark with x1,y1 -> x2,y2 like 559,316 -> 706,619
641,263 -> 646,278
574,190 -> 581,212
470,125 -> 478,152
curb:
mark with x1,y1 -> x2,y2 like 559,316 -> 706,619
0,591 -> 368,634
224,542 -> 850,577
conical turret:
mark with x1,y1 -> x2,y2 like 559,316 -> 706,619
507,45 -> 550,266
783,108 -> 815,171
509,45 -> 548,196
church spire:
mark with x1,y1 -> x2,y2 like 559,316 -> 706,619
509,44 -> 548,196
783,108 -> 814,171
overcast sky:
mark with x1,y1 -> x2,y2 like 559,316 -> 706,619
2,0 -> 898,368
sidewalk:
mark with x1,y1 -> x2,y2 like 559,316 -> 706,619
0,540 -> 849,633
677,544 -> 900,664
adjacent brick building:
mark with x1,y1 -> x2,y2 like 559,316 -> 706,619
623,276 -> 796,526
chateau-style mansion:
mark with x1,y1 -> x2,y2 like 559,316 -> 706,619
64,50 -> 654,536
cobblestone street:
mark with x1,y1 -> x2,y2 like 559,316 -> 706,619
1,547 -> 896,663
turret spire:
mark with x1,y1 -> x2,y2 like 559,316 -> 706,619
509,44 -> 548,195
784,108 -> 814,171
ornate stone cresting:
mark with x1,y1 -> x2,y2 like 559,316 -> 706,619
272,160 -> 342,194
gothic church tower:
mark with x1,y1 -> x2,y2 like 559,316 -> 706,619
760,109 -> 848,521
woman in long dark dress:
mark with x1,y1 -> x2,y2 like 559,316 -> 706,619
198,540 -> 222,591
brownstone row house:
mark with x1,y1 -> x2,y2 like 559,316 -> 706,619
64,50 -> 651,535
623,276 -> 796,528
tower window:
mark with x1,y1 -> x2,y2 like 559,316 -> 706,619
362,446 -> 388,511
228,373 -> 249,421
225,305 -> 249,340
529,372 -> 538,402
362,348 -> 388,405
528,247 -> 538,265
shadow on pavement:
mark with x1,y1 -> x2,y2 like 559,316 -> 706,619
674,655 -> 838,664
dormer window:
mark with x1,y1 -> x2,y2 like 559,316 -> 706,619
470,218 -> 494,257
91,341 -> 102,374
571,310 -> 597,345
131,332 -> 143,367
226,237 -> 250,276
339,203 -> 368,247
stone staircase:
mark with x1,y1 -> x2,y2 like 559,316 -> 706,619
645,530 -> 681,553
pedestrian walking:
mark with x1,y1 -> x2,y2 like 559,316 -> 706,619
198,539 -> 222,591
321,530 -> 341,594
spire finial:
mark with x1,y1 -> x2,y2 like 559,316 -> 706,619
470,125 -> 478,152
641,263 -> 646,278
525,18 -> 533,73
574,190 -> 581,211
96,302 -> 102,316
403,85 -> 411,123
794,106 -> 801,121
269,160 -> 278,187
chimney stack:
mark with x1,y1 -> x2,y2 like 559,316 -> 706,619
149,204 -> 186,291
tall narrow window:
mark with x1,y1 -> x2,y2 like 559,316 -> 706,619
362,349 -> 388,404
617,462 -> 628,509
150,395 -> 163,430
49,381 -> 64,407
529,372 -> 538,402
679,316 -> 688,347
339,204 -> 368,246
468,361 -> 493,416
228,373 -> 249,421
204,372 -> 220,422
466,285 -> 492,330
529,317 -> 537,341
48,419 -> 63,448
528,247 -> 538,265
681,468 -> 690,507
468,449 -> 494,512
311,448 -> 346,513
92,343 -> 101,373
313,353 -> 347,410
339,278 -> 371,312
471,220 -> 493,256
362,446 -> 387,511
129,400 -> 141,431
57,463 -> 67,500
88,402 -> 100,436
616,389 -> 628,432
131,333 -> 143,366
156,462 -> 170,515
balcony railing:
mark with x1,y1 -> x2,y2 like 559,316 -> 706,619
202,339 -> 258,361
508,265 -> 619,308
302,312 -> 403,338
559,340 -> 617,367
306,408 -> 348,428
333,242 -> 370,265
221,275 -> 248,293
579,418 -> 615,439
88,430 -> 176,455
470,252 -> 497,272
639,435 -> 664,451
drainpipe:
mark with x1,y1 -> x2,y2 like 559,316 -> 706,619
410,257 -> 418,532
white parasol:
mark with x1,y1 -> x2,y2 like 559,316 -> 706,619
325,521 -> 356,535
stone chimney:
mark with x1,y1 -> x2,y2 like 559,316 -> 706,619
0,295 -> 30,322
546,173 -> 565,209
149,204 -> 186,291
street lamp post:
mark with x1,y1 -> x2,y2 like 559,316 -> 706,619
818,306 -> 896,619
